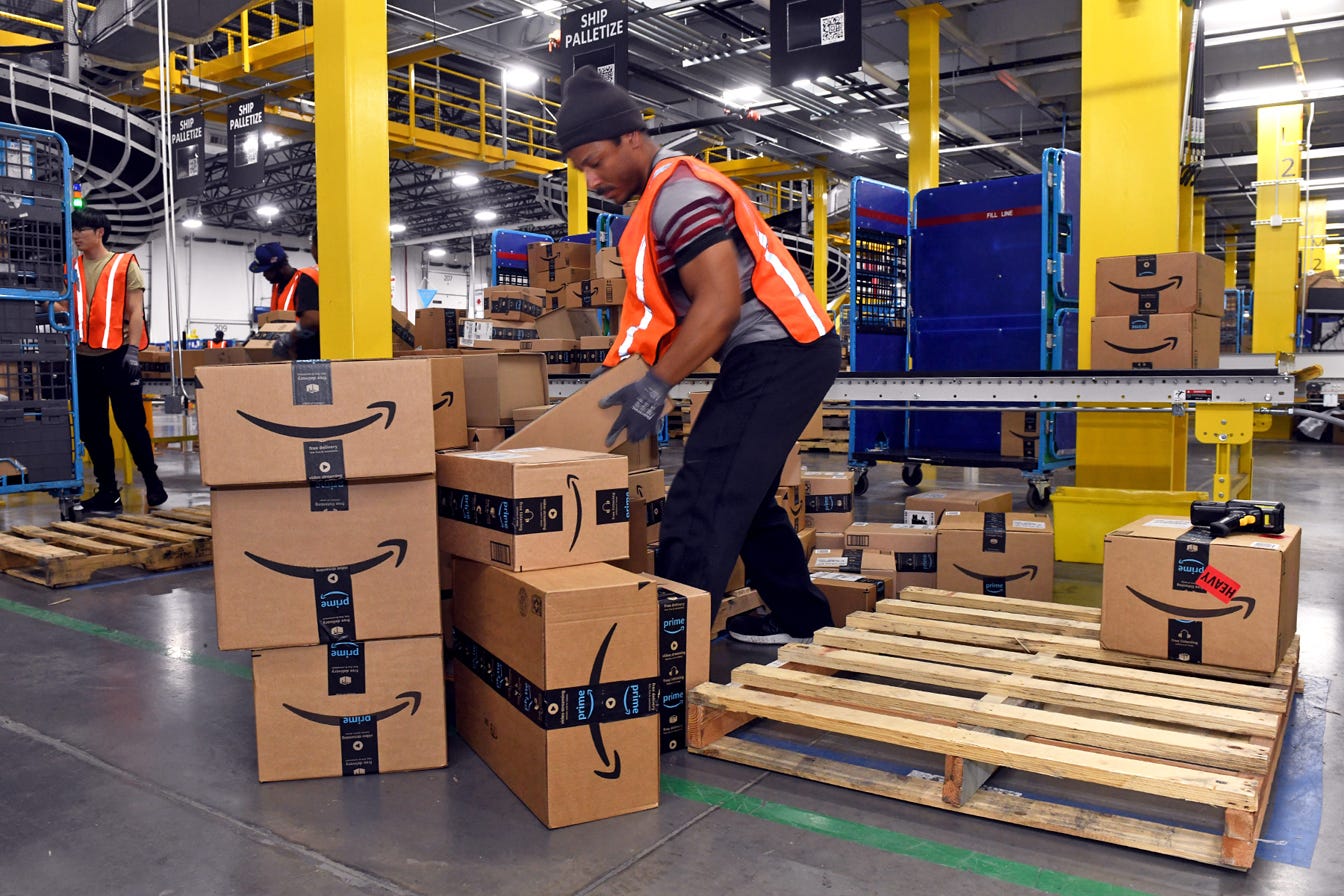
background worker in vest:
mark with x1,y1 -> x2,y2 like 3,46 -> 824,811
559,66 -> 842,645
68,207 -> 166,515
206,328 -> 226,348
248,235 -> 320,359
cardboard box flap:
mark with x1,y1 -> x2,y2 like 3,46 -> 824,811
498,358 -> 664,454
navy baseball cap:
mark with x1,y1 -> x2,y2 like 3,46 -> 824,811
248,242 -> 288,273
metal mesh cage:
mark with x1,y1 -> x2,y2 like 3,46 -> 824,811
0,131 -> 70,294
852,234 -> 908,334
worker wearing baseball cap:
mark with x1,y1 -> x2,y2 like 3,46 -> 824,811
248,236 -> 320,359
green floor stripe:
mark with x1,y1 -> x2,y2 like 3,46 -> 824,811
0,596 -> 251,681
661,775 -> 1157,896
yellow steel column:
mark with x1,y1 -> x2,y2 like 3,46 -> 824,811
1301,195 -> 1327,277
1224,226 -> 1238,289
898,4 -> 950,197
1325,245 -> 1341,277
1192,196 -> 1206,255
1178,185 -> 1194,251
1251,104 -> 1302,355
314,0 -> 390,360
1076,0 -> 1190,490
812,167 -> 828,305
568,164 -> 588,235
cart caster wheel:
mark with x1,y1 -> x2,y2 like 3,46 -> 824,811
60,502 -> 82,522
854,470 -> 870,497
901,464 -> 923,488
1026,484 -> 1052,510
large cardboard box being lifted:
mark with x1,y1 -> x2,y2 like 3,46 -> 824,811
252,635 -> 447,782
462,352 -> 548,427
196,359 -> 435,487
1100,516 -> 1301,673
936,511 -> 1054,601
436,447 -> 629,571
452,560 -> 660,827
212,476 -> 441,650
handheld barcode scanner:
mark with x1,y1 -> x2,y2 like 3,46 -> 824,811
1190,500 -> 1286,539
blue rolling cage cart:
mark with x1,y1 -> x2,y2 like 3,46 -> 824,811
488,229 -> 551,286
0,123 -> 84,519
847,149 -> 1080,506
1222,287 -> 1253,353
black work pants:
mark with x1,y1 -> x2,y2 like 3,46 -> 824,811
656,331 -> 841,637
76,346 -> 157,491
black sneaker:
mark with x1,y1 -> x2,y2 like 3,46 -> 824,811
726,612 -> 813,645
145,479 -> 168,508
78,490 -> 123,516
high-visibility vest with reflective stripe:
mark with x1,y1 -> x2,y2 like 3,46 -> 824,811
270,266 -> 320,311
73,252 -> 148,350
604,155 -> 832,368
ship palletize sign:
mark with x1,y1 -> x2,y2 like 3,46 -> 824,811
560,0 -> 629,88
227,98 -> 265,189
172,113 -> 205,199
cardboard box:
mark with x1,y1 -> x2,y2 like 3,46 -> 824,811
527,241 -> 592,288
564,278 -> 627,309
517,338 -> 578,375
1000,411 -> 1041,459
498,357 -> 664,454
628,468 -> 665,558
539,284 -> 568,312
810,572 -> 890,627
410,355 -> 467,450
257,309 -> 297,326
179,346 -> 251,381
462,352 -> 548,427
468,426 -> 508,451
575,336 -> 615,375
780,445 -> 802,489
802,470 -> 855,532
460,319 -> 539,346
798,527 -> 816,558
197,359 -> 435,487
800,404 -> 826,441
391,306 -> 416,352
440,597 -> 454,651
452,560 -> 659,827
903,488 -> 1013,526
843,522 -> 938,589
644,574 -> 711,752
483,286 -> 546,321
1100,516 -> 1301,672
815,531 -> 846,551
614,434 -> 659,473
809,548 -> 896,576
414,308 -> 459,349
1095,252 -> 1226,317
512,404 -> 553,428
535,308 -> 604,341
594,246 -> 623,280
212,476 -> 441,650
1090,313 -> 1221,370
436,447 -> 628,571
776,486 -> 803,532
936,512 -> 1054,601
139,349 -> 171,381
686,391 -> 710,432
252,635 -> 447,782
243,322 -> 294,361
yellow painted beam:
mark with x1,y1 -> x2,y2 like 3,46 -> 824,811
1224,226 -> 1238,289
711,156 -> 809,180
194,27 -> 314,81
1301,195 -> 1327,276
1178,183 -> 1194,251
314,0 -> 390,361
812,167 -> 829,306
387,122 -> 559,178
1250,104 -> 1302,355
1324,245 -> 1341,277
1077,0 -> 1190,491
898,3 -> 950,197
0,29 -> 53,47
568,164 -> 588,236
1193,196 -> 1206,255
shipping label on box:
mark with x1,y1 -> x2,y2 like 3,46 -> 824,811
903,488 -> 1013,526
936,512 -> 1054,601
437,447 -> 628,571
1095,252 -> 1226,317
1089,312 -> 1221,370
212,476 -> 441,650
802,470 -> 855,533
452,560 -> 660,827
196,359 -> 435,487
1100,516 -> 1301,672
810,571 -> 889,626
808,548 -> 896,575
251,636 -> 447,782
413,307 -> 459,349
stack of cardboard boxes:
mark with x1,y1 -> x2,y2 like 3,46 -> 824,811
197,359 -> 448,782
526,241 -> 618,374
1091,252 -> 1224,370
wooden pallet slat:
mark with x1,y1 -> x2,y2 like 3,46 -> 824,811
2,509 -> 213,587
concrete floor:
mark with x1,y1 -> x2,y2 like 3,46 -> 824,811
0,425 -> 1339,895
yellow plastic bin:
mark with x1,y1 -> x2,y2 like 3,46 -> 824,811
1051,486 -> 1208,564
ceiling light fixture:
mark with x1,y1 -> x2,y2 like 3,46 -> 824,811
261,131 -> 284,148
841,135 -> 881,154
474,210 -> 498,223
256,204 -> 280,219
389,222 -> 407,235
452,172 -> 481,188
427,246 -> 448,258
722,84 -> 763,106
181,216 -> 203,230
1207,79 -> 1344,111
504,65 -> 539,88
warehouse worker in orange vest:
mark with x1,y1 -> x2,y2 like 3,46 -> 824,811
68,207 -> 166,515
249,237 -> 320,359
559,66 -> 841,645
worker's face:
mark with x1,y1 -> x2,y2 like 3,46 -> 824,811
72,225 -> 103,255
262,265 -> 287,285
568,134 -> 646,205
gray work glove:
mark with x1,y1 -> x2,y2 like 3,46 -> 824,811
599,370 -> 670,447
271,330 -> 293,358
589,363 -> 610,381
122,344 -> 141,386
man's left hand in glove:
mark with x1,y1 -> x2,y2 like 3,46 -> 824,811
599,370 -> 670,447
122,345 -> 141,386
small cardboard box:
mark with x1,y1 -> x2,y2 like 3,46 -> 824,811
815,531 -> 846,551
452,560 -> 659,827
780,445 -> 802,489
628,468 -> 665,556
468,427 -> 508,451
775,486 -> 803,532
539,284 -> 568,312
594,246 -> 623,280
257,309 -> 297,326
843,522 -> 938,589
563,278 -> 627,309
460,320 -> 539,346
1090,313 -> 1221,370
527,241 -> 592,288
802,470 -> 855,532
462,352 -> 548,427
1095,252 -> 1226,317
483,286 -> 546,321
615,434 -> 659,475
512,404 -> 553,428
1000,411 -> 1041,459
197,359 -> 435,487
810,571 -> 890,627
243,322 -> 294,361
391,306 -> 417,352
414,308 -> 459,349
686,391 -> 710,432
575,336 -> 616,375
535,308 -> 604,341
517,338 -> 578,375
498,357 -> 666,455
808,548 -> 897,577
644,574 -> 711,753
436,447 -> 629,571
212,476 -> 441,650
252,635 -> 447,782
936,512 -> 1054,601
1100,516 -> 1301,673
903,488 -> 1013,526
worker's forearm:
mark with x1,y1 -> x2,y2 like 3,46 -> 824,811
127,290 -> 145,345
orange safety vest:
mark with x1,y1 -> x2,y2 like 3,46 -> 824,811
270,266 -> 320,312
604,155 -> 832,367
73,252 -> 149,350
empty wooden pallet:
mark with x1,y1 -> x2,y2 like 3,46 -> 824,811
689,587 -> 1298,870
0,507 -> 213,587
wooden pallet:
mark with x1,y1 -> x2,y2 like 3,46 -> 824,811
0,507 -> 213,587
797,438 -> 849,453
689,587 -> 1298,870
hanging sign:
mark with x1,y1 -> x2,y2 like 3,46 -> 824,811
171,112 -> 205,199
770,0 -> 862,88
227,97 -> 265,189
560,0 -> 630,87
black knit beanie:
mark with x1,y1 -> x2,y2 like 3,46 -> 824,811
557,66 -> 646,155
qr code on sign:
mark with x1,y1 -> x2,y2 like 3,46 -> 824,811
597,64 -> 616,83
820,13 -> 844,45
